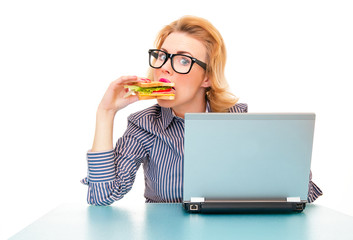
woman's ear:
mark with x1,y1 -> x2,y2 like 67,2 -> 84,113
201,76 -> 211,88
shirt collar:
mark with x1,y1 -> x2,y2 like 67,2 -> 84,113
161,106 -> 176,130
160,101 -> 211,130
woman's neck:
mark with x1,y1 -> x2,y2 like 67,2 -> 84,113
172,99 -> 207,119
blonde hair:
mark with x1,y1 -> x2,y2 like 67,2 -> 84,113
147,15 -> 238,112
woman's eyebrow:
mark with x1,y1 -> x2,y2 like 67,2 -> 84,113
177,51 -> 193,56
161,48 -> 193,56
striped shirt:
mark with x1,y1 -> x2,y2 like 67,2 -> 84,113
81,103 -> 322,205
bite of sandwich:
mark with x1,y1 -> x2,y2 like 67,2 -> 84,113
124,78 -> 175,100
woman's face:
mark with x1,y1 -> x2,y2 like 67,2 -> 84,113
153,32 -> 211,117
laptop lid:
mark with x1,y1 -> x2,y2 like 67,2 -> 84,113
183,113 -> 315,203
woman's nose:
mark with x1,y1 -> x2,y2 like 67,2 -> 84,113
161,58 -> 173,75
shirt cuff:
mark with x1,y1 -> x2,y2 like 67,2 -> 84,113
87,149 -> 116,182
308,180 -> 323,203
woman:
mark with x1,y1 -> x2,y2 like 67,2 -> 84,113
81,16 -> 322,205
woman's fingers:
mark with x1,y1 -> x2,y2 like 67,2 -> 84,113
110,75 -> 138,90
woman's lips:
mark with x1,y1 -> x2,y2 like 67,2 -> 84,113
159,78 -> 171,83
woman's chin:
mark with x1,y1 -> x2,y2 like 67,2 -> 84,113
157,99 -> 175,108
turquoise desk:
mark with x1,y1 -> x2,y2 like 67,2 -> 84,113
10,203 -> 353,240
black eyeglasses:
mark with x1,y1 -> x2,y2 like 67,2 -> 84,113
148,49 -> 207,74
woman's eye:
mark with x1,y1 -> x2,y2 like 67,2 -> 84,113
158,53 -> 166,61
180,57 -> 191,66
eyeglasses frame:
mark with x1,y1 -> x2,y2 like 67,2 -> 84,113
148,49 -> 207,74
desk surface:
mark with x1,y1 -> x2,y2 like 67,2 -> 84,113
10,203 -> 353,240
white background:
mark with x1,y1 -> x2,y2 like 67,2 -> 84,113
1,0 -> 352,238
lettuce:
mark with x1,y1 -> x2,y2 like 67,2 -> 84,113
126,86 -> 172,94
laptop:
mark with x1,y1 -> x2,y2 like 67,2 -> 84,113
183,113 -> 315,213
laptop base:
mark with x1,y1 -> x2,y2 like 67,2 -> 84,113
183,200 -> 306,214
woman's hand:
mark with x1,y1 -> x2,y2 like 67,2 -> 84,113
97,75 -> 140,115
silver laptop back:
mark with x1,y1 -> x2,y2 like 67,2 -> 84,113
183,113 -> 315,203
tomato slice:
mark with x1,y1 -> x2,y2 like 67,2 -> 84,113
152,89 -> 172,93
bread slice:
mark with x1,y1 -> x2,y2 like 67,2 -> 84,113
138,93 -> 175,100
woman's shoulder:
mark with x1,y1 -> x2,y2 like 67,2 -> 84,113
228,103 -> 248,113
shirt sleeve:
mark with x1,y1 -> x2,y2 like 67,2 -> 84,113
307,171 -> 323,203
228,103 -> 248,113
81,118 -> 150,206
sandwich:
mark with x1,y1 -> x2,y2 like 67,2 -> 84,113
124,78 -> 175,100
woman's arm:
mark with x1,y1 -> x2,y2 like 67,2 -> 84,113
91,110 -> 115,152
81,76 -> 145,205
91,75 -> 140,152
